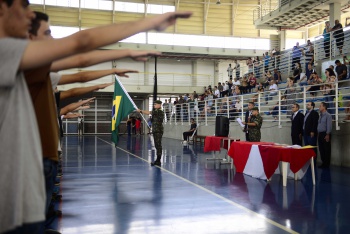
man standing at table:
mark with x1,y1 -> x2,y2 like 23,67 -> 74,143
291,103 -> 304,146
243,102 -> 255,141
137,100 -> 164,166
242,107 -> 263,142
303,102 -> 319,157
317,102 -> 332,168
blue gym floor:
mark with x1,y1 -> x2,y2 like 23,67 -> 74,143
58,135 -> 350,234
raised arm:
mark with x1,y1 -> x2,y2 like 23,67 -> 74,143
60,97 -> 95,115
60,82 -> 113,100
58,69 -> 137,85
51,49 -> 161,72
20,11 -> 192,70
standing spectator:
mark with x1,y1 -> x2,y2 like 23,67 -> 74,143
223,81 -> 229,96
248,73 -> 257,93
213,86 -> 220,98
243,102 -> 255,141
323,68 -> 336,118
293,62 -> 302,83
246,57 -> 253,73
193,91 -> 198,99
254,56 -> 261,78
218,82 -> 224,97
291,103 -> 304,146
317,102 -> 333,168
242,107 -> 263,142
227,64 -> 233,79
323,21 -> 331,58
335,59 -> 347,81
274,48 -> 281,68
303,45 -> 314,71
303,102 -> 319,158
263,52 -> 270,73
265,80 -> 278,104
232,77 -> 241,90
240,75 -> 248,94
292,42 -> 303,68
137,100 -> 164,166
234,60 -> 241,79
262,70 -> 273,88
167,98 -> 173,120
332,19 -> 344,55
188,94 -> 195,119
343,56 -> 350,79
163,99 -> 170,121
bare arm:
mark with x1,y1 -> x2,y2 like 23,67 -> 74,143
60,82 -> 113,100
51,49 -> 161,72
20,12 -> 192,70
60,98 -> 95,115
58,69 -> 137,85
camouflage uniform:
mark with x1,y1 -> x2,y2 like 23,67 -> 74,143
152,108 -> 164,161
248,114 -> 263,142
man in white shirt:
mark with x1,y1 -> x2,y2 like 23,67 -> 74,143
265,80 -> 278,104
214,86 -> 220,98
232,77 -> 241,90
227,64 -> 233,79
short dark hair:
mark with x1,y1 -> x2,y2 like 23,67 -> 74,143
310,102 -> 315,109
321,102 -> 328,110
248,102 -> 255,106
335,60 -> 340,64
293,103 -> 300,109
29,11 -> 49,36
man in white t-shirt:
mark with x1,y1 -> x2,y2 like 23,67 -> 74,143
232,77 -> 241,90
227,64 -> 233,79
265,80 -> 279,104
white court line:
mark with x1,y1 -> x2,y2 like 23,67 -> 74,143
97,137 -> 299,234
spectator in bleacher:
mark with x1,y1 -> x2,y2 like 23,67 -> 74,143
229,98 -> 243,118
317,102 -> 332,168
270,96 -> 287,121
251,86 -> 264,103
231,85 -> 241,102
213,86 -> 220,99
182,118 -> 197,143
227,64 -> 233,79
193,91 -> 198,99
232,77 -> 241,90
293,62 -> 302,83
291,103 -> 304,146
323,21 -> 331,58
174,97 -> 179,121
322,68 -> 336,118
188,95 -> 195,119
284,78 -> 297,116
248,73 -> 257,93
254,56 -> 261,79
303,45 -> 314,72
218,97 -> 229,114
335,59 -> 347,81
262,70 -> 273,88
265,80 -> 279,104
303,102 -> 319,157
183,93 -> 189,102
273,68 -> 282,84
263,52 -> 270,73
242,107 -> 263,142
329,65 -> 335,71
306,71 -> 323,96
228,78 -> 233,91
305,63 -> 315,80
218,82 -> 224,97
234,60 -> 241,79
274,48 -> 281,68
246,57 -> 253,73
332,19 -> 344,55
223,81 -> 229,96
240,75 -> 248,94
163,99 -> 170,121
292,42 -> 303,68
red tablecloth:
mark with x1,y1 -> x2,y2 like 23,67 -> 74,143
228,141 -> 315,179
258,145 -> 315,179
228,141 -> 274,172
204,136 -> 239,152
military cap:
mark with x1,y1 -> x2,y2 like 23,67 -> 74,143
251,107 -> 259,111
154,100 -> 162,104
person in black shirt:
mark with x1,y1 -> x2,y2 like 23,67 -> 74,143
335,60 -> 347,80
183,118 -> 197,142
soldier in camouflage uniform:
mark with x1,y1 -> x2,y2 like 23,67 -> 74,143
242,107 -> 263,142
137,100 -> 164,166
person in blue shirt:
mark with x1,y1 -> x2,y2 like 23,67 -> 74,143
323,21 -> 331,58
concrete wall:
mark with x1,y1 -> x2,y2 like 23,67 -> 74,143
163,121 -> 350,167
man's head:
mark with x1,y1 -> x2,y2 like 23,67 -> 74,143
248,102 -> 255,110
308,63 -> 312,70
190,118 -> 195,123
306,102 -> 315,110
335,19 -> 339,25
325,21 -> 330,27
292,103 -> 299,113
154,100 -> 162,109
0,0 -> 35,39
335,60 -> 341,66
320,102 -> 327,112
229,64 -> 231,67
251,107 -> 259,116
29,11 -> 52,40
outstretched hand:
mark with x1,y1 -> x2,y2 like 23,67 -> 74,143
114,69 -> 139,77
129,50 -> 162,62
151,11 -> 193,32
97,82 -> 114,89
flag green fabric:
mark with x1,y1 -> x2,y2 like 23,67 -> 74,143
111,77 -> 136,144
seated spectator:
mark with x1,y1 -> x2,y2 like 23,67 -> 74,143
298,73 -> 308,87
262,70 -> 272,88
248,73 -> 257,93
293,62 -> 302,82
265,80 -> 279,104
273,68 -> 282,84
306,71 -> 323,96
270,96 -> 287,120
229,98 -> 243,118
213,86 -> 220,99
183,118 -> 197,142
231,77 -> 241,90
335,59 -> 347,81
240,75 -> 248,94
251,86 -> 264,103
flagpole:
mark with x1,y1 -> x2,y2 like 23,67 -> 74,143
114,75 -> 151,129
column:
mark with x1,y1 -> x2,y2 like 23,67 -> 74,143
329,3 -> 341,27
279,30 -> 286,51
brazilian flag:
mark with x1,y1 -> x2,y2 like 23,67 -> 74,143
111,76 -> 136,144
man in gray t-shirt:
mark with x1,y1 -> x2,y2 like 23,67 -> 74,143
317,102 -> 333,168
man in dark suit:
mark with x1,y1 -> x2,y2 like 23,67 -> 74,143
243,102 -> 255,141
303,102 -> 319,156
291,103 -> 304,145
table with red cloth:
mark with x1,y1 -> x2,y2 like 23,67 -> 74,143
204,136 -> 240,164
228,141 -> 315,186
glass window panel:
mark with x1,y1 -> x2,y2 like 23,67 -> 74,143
51,26 -> 80,38
30,0 -> 43,4
120,32 -> 146,44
